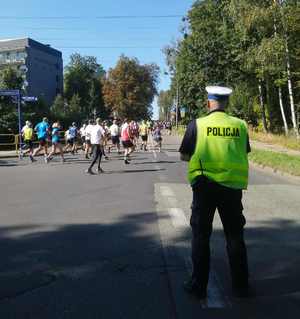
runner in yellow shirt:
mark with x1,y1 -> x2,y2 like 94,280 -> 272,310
22,121 -> 36,162
139,121 -> 149,151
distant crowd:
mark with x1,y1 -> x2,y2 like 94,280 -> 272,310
21,117 -> 172,173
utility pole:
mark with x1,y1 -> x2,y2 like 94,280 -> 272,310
175,78 -> 179,128
17,91 -> 22,158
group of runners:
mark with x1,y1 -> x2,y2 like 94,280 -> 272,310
21,117 -> 165,174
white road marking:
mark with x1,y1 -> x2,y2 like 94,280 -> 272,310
158,184 -> 230,308
169,207 -> 189,229
149,134 -> 157,159
160,185 -> 175,197
165,151 -> 180,158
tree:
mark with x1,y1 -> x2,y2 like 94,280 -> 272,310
0,67 -> 23,89
158,90 -> 173,121
165,0 -> 300,134
88,78 -> 107,120
68,94 -> 81,124
64,53 -> 106,121
0,67 -> 23,133
171,0 -> 244,119
103,55 -> 160,120
50,94 -> 66,121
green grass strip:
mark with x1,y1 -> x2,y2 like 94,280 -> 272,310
249,148 -> 300,176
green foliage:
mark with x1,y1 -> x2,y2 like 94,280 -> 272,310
228,83 -> 259,126
23,98 -> 50,128
64,53 -> 106,121
0,67 -> 23,133
165,0 -> 300,133
68,94 -> 81,124
50,94 -> 66,121
0,67 -> 23,89
158,90 -> 173,121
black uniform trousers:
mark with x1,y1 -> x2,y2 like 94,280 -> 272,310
89,144 -> 102,170
190,176 -> 249,293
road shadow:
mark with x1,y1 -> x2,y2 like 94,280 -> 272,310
0,160 -> 18,167
0,212 -> 180,318
134,161 -> 178,165
0,213 -> 299,318
168,216 -> 300,316
104,168 -> 166,174
195,217 -> 300,314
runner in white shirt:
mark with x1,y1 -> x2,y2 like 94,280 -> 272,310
109,120 -> 121,154
80,123 -> 87,151
84,120 -> 93,159
85,118 -> 105,174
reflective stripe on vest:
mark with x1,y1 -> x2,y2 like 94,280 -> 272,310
188,112 -> 249,189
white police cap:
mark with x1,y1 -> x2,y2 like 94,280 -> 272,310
205,86 -> 233,100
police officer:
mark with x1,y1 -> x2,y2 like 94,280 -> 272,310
179,86 -> 251,299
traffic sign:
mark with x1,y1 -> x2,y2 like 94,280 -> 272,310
22,96 -> 38,102
0,89 -> 20,97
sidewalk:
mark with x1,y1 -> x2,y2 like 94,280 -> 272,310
0,150 -> 18,158
250,140 -> 300,156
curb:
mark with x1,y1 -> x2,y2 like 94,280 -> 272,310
250,161 -> 300,184
0,154 -> 18,159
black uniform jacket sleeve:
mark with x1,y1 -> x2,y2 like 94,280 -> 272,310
179,120 -> 197,156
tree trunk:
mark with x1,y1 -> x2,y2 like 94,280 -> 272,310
276,0 -> 299,136
285,36 -> 298,137
278,86 -> 289,135
273,4 -> 289,135
258,81 -> 268,133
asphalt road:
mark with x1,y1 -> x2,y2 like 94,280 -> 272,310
0,135 -> 299,318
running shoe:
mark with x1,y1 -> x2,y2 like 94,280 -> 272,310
85,168 -> 94,175
29,155 -> 37,162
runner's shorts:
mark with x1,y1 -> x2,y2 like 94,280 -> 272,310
38,138 -> 47,146
122,140 -> 133,148
141,135 -> 148,142
24,140 -> 33,149
67,138 -> 74,146
111,136 -> 120,145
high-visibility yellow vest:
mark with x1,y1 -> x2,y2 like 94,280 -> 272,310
187,112 -> 249,189
23,127 -> 33,141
